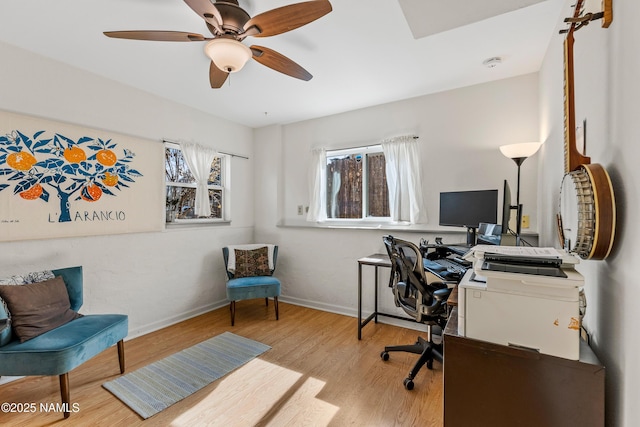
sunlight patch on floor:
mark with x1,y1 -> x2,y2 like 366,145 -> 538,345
171,358 -> 338,426
266,376 -> 339,426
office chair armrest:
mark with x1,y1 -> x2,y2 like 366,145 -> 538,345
433,287 -> 452,302
430,281 -> 450,290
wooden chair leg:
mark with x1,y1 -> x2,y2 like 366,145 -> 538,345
117,340 -> 125,374
274,296 -> 279,320
265,297 -> 269,306
59,373 -> 70,418
230,301 -> 236,326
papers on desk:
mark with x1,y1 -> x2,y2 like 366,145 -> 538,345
464,245 -> 579,266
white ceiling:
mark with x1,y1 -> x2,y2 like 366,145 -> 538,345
0,0 -> 565,128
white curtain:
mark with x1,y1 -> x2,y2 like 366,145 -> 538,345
306,148 -> 327,222
381,135 -> 427,224
179,141 -> 218,217
329,170 -> 341,219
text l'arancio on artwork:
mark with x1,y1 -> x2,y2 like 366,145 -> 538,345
0,130 -> 142,223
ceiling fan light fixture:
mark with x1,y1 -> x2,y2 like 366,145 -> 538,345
204,38 -> 252,73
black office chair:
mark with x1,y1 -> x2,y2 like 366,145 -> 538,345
381,235 -> 452,390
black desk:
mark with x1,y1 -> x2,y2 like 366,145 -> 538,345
357,253 -> 465,340
357,254 -> 414,340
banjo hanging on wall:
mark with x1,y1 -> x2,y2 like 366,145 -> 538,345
557,0 -> 615,260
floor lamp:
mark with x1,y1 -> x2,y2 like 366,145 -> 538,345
499,142 -> 542,246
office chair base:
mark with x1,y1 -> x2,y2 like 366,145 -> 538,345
403,378 -> 415,390
381,336 -> 443,390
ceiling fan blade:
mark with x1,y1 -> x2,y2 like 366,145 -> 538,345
103,31 -> 208,42
209,62 -> 229,88
250,45 -> 312,81
184,0 -> 223,33
244,0 -> 332,38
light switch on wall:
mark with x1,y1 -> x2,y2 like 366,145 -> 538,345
522,215 -> 530,229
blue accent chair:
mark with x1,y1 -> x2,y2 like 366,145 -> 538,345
222,245 -> 281,326
0,266 -> 128,418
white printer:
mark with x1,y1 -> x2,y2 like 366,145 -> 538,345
457,246 -> 584,360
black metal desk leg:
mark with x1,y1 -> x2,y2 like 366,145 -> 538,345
358,262 -> 363,340
374,266 -> 378,323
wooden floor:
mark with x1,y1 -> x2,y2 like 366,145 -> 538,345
0,301 -> 443,426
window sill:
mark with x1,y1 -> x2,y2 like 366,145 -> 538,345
165,219 -> 231,230
276,219 -> 539,236
277,218 -> 445,233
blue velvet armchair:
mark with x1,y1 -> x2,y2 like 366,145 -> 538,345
222,245 -> 281,326
0,266 -> 128,418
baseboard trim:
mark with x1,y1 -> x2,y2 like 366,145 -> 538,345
279,296 -> 427,333
127,300 -> 228,340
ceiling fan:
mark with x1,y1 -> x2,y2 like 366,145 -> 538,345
104,0 -> 332,88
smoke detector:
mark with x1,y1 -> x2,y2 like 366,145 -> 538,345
482,57 -> 502,68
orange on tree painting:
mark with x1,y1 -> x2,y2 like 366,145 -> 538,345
0,130 -> 142,222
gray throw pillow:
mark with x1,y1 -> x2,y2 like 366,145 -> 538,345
0,276 -> 82,342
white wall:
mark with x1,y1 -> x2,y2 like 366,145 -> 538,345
538,1 -> 640,425
279,74 -> 541,230
254,74 -> 540,317
0,40 -> 255,337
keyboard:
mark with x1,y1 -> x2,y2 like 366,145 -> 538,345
433,258 -> 467,275
423,258 -> 446,272
447,246 -> 470,256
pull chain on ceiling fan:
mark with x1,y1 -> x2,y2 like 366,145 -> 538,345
104,0 -> 332,88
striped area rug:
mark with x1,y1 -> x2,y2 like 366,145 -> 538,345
103,332 -> 271,419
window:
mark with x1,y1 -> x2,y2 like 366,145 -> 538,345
164,142 -> 228,222
325,145 -> 389,219
308,136 -> 424,225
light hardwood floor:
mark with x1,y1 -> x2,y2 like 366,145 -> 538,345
0,301 -> 444,426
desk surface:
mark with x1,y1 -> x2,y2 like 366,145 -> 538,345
358,254 -> 390,267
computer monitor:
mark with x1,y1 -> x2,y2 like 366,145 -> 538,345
439,189 -> 498,246
501,179 -> 512,233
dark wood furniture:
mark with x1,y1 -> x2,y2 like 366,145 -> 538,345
443,308 -> 605,427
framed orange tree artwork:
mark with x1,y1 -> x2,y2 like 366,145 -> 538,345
0,111 -> 163,241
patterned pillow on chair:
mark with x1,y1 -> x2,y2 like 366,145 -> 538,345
234,247 -> 271,278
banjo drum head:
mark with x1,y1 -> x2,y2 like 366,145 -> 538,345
559,167 -> 595,259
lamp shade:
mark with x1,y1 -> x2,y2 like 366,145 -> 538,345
499,142 -> 542,159
204,39 -> 252,73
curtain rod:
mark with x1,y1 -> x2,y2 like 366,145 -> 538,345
162,139 -> 249,160
319,135 -> 419,152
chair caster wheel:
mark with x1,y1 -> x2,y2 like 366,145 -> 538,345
427,360 -> 433,370
403,378 -> 414,390
380,351 -> 389,361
